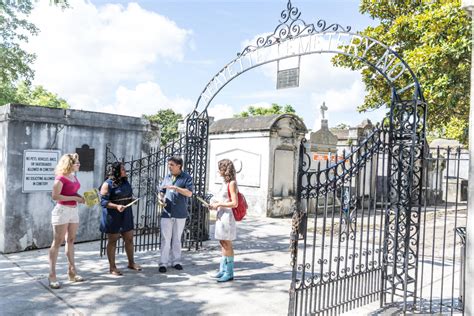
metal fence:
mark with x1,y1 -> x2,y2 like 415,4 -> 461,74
100,112 -> 210,256
415,146 -> 467,313
289,126 -> 467,315
289,129 -> 388,315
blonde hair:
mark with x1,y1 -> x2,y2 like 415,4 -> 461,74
55,153 -> 79,176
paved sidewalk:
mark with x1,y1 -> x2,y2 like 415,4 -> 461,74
0,215 -> 464,315
0,217 -> 294,316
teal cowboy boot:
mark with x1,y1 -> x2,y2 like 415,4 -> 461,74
217,256 -> 234,282
213,256 -> 226,278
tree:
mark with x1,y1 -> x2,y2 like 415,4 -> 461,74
14,81 -> 69,108
334,123 -> 350,130
0,0 -> 38,86
332,0 -> 471,144
0,1 -> 69,106
0,81 -> 70,108
234,103 -> 296,117
144,109 -> 183,146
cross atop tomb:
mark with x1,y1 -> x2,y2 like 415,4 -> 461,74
320,102 -> 328,119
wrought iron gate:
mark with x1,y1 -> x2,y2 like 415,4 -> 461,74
289,101 -> 467,315
100,110 -> 210,255
289,126 -> 389,315
414,145 -> 467,313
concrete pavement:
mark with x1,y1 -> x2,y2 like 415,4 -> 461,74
0,217 -> 293,316
0,215 -> 464,315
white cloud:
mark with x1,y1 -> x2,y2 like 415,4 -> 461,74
240,32 -> 272,52
208,101 -> 275,121
208,103 -> 235,121
238,34 -> 370,129
242,101 -> 272,110
101,81 -> 194,117
310,80 -> 366,130
25,0 -> 192,112
311,80 -> 366,114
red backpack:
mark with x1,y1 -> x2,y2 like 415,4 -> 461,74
227,183 -> 247,221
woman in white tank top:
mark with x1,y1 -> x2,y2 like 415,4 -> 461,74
209,159 -> 239,283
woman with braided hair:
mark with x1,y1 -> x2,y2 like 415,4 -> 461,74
99,162 -> 141,275
209,159 -> 239,282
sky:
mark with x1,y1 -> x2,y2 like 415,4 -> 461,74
24,0 -> 388,131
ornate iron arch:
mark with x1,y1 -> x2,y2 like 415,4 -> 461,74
187,0 -> 428,315
192,1 -> 425,115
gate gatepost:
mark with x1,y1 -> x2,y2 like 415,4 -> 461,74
184,110 -> 210,249
382,88 -> 427,310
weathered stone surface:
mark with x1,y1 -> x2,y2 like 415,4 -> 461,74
208,114 -> 307,217
0,104 -> 158,253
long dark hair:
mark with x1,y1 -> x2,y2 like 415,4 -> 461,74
108,161 -> 126,186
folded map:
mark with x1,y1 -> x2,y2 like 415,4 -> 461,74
83,189 -> 99,208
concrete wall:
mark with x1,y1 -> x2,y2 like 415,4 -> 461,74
208,116 -> 305,218
208,132 -> 271,217
267,129 -> 303,217
0,118 -> 8,252
0,104 -> 157,253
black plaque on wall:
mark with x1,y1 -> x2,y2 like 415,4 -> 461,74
76,144 -> 95,171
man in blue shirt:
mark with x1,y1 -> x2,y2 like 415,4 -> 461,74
158,156 -> 194,273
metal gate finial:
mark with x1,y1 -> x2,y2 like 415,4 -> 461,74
239,0 -> 351,57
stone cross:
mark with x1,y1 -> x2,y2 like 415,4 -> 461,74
320,102 -> 328,119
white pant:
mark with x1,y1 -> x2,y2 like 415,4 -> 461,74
159,218 -> 186,266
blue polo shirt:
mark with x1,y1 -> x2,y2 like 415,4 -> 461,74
159,171 -> 194,219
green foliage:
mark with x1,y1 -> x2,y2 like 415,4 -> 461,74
0,82 -> 17,106
234,103 -> 296,117
0,0 -> 70,103
0,81 -> 70,108
334,123 -> 350,129
332,0 -> 471,144
144,109 -> 183,146
0,0 -> 38,86
15,81 -> 69,108
444,116 -> 468,144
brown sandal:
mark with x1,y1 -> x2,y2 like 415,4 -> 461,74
127,263 -> 142,271
110,269 -> 123,276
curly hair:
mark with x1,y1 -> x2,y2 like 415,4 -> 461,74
218,159 -> 236,183
108,161 -> 127,186
55,153 -> 79,176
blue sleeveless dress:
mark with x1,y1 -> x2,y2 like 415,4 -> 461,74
100,179 -> 134,234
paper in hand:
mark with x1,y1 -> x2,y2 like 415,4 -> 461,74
155,192 -> 167,207
195,196 -> 210,208
83,189 -> 99,208
124,198 -> 140,208
158,199 -> 167,207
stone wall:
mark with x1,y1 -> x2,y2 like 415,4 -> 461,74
208,114 -> 306,217
0,104 -> 158,253
208,132 -> 271,217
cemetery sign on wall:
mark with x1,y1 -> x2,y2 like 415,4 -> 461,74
23,150 -> 61,192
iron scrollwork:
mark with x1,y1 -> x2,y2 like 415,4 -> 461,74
239,0 -> 351,57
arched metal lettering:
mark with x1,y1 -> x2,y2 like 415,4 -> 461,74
195,32 -> 422,113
